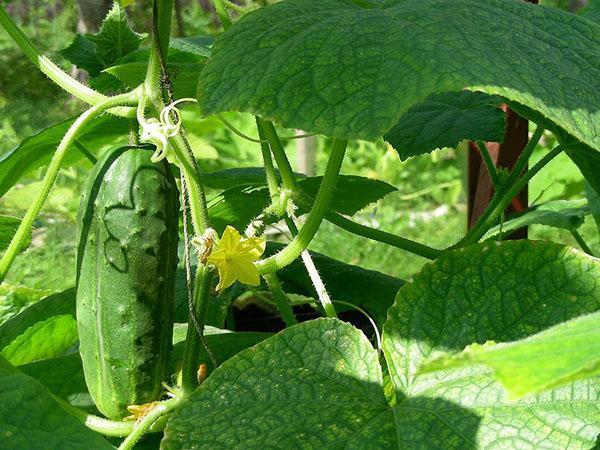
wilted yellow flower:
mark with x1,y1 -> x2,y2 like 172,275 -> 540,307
207,226 -> 266,291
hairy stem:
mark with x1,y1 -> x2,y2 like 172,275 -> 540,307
285,217 -> 336,318
56,397 -> 138,437
0,5 -> 135,118
181,265 -> 215,396
0,90 -> 140,282
256,139 -> 348,274
118,397 -> 182,450
263,273 -> 297,326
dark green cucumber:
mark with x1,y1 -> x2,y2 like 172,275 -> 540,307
76,146 -> 179,420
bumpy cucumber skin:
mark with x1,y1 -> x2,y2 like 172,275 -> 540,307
76,146 -> 179,420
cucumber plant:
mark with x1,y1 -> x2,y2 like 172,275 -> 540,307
0,0 -> 599,449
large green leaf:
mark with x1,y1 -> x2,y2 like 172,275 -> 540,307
208,175 -> 396,233
420,311 -> 600,399
383,240 -> 600,448
162,319 -> 396,449
483,199 -> 591,239
0,358 -> 112,450
385,91 -> 506,160
163,241 -> 600,449
0,116 -> 129,197
0,289 -> 75,350
198,0 -> 600,149
1,315 -> 78,366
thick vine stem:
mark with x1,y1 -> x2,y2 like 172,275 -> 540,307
118,397 -> 182,450
256,139 -> 348,274
0,5 -> 135,118
0,90 -> 140,282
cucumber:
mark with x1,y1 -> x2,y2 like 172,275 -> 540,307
76,146 -> 179,420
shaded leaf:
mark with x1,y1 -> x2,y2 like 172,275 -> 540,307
586,182 -> 600,234
1,315 -> 78,366
567,145 -> 600,196
61,4 -> 144,76
20,353 -> 89,404
208,175 -> 396,233
0,215 -> 29,254
0,358 -> 112,450
385,91 -> 506,160
420,312 -> 600,399
483,199 -> 590,239
198,0 -> 600,149
170,325 -> 271,376
0,116 -> 130,198
0,289 -> 75,350
60,34 -> 104,76
271,243 -> 403,326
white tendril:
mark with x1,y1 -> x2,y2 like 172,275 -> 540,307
139,98 -> 199,163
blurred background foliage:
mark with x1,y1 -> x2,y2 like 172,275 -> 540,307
0,0 -> 596,292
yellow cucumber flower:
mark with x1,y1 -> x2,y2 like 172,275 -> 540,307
207,226 -> 266,291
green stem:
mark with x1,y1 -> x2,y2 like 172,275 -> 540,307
0,90 -> 140,282
263,273 -> 297,326
181,265 -> 215,396
118,397 -> 182,450
256,139 -> 348,274
55,396 -> 136,437
0,5 -> 135,118
463,144 -> 565,245
324,212 -> 442,260
259,119 -> 300,190
170,134 -> 211,233
476,141 -> 500,189
143,1 -> 211,234
212,0 -> 233,30
460,126 -> 545,246
261,118 -> 440,260
256,118 -> 281,200
571,229 -> 595,256
285,217 -> 336,318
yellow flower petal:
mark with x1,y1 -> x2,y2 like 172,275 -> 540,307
230,259 -> 261,286
206,227 -> 266,291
